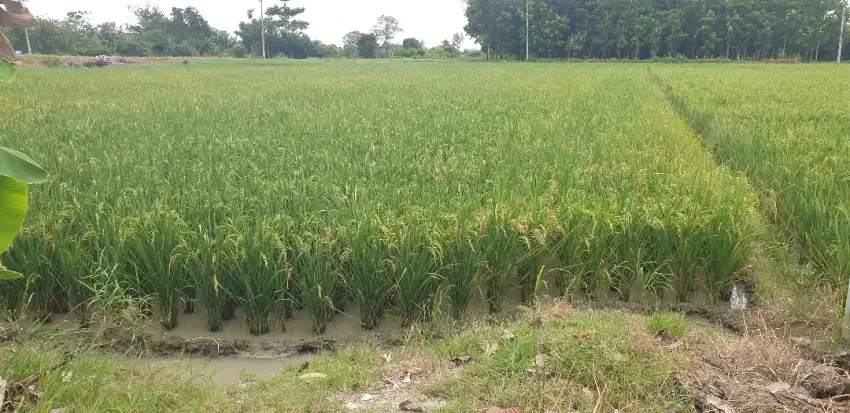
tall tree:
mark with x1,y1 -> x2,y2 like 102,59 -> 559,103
400,37 -> 425,57
236,1 -> 325,59
372,15 -> 402,45
356,33 -> 378,58
343,31 -> 363,57
451,32 -> 465,50
264,0 -> 309,33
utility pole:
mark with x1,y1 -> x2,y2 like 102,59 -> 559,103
260,0 -> 266,58
22,0 -> 31,54
525,0 -> 529,61
838,2 -> 847,63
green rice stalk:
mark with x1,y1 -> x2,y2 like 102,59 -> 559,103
481,216 -> 524,314
236,221 -> 285,336
392,225 -> 442,326
344,220 -> 392,329
291,230 -> 339,334
123,210 -> 187,330
52,229 -> 96,328
518,226 -> 550,305
6,226 -> 54,322
445,220 -> 480,319
186,230 -> 226,332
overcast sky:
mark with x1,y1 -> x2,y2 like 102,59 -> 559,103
23,0 -> 475,49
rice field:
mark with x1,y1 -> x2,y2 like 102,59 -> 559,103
2,60 -> 838,335
654,65 -> 850,285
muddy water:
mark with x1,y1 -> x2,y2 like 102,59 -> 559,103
148,276 -> 566,340
124,284 -> 557,386
43,276 -> 746,386
43,275 -> 562,340
132,353 -> 316,385
153,304 -> 403,343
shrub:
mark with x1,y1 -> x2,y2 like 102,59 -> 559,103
230,44 -> 248,58
39,56 -> 63,68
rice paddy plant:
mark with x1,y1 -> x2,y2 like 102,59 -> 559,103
216,257 -> 240,322
657,66 -> 850,287
122,210 -> 187,330
705,230 -> 750,304
622,239 -> 672,308
517,229 -> 548,306
185,230 -> 227,332
444,219 -> 481,318
344,220 -> 392,329
234,221 -> 286,336
390,224 -> 443,326
578,218 -> 619,301
611,218 -> 655,302
555,211 -> 592,298
52,228 -> 96,327
5,225 -> 55,322
0,272 -> 23,320
0,61 -> 783,334
291,230 -> 340,334
182,286 -> 196,314
481,215 -> 526,314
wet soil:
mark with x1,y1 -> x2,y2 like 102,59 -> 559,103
130,353 -> 316,386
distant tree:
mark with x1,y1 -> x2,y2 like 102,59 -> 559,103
567,31 -> 587,58
440,39 -> 458,57
463,0 -> 846,61
324,44 -> 343,58
236,1 -> 325,59
116,38 -> 149,56
402,38 -> 423,49
372,15 -> 402,45
264,0 -> 309,33
451,32 -> 464,50
399,37 -> 425,57
356,33 -> 378,58
343,31 -> 363,57
229,43 -> 248,58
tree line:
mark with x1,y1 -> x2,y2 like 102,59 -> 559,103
2,1 -> 474,59
464,0 -> 849,61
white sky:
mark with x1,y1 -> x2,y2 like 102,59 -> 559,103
23,0 -> 475,49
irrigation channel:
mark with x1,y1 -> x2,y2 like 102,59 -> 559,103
34,279 -> 748,385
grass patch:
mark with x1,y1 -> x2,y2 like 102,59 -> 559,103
224,344 -> 381,411
420,309 -> 686,411
0,342 -> 214,412
0,336 -> 382,412
646,312 -> 687,339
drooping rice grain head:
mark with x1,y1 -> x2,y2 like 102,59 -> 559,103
344,219 -> 392,329
235,220 -> 286,336
445,219 -> 481,319
291,229 -> 340,335
391,225 -> 443,326
123,209 -> 187,330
